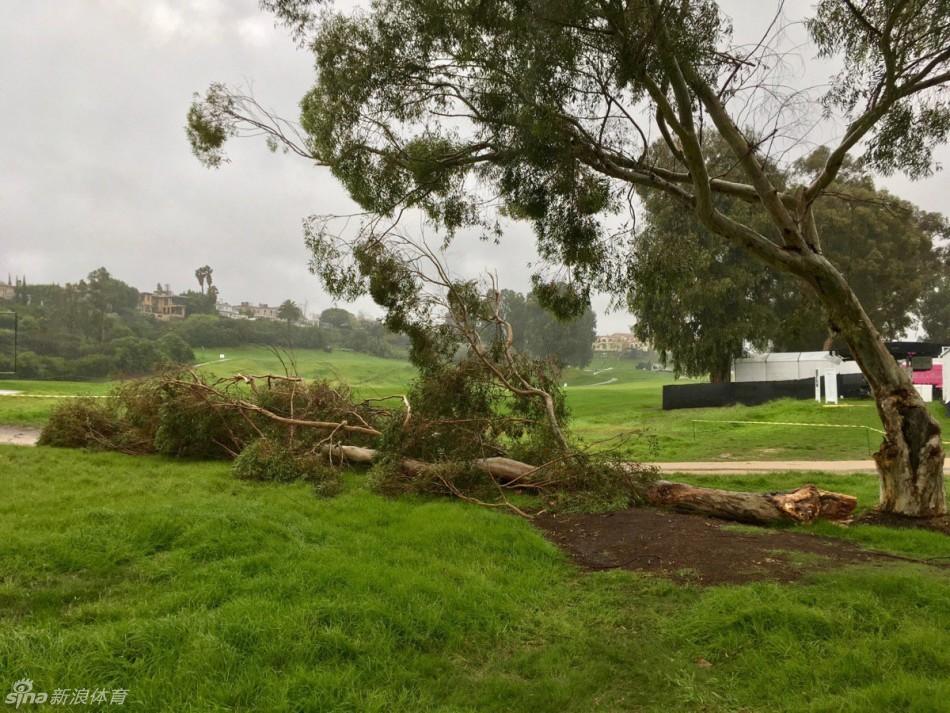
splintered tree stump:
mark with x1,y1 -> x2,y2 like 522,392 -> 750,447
646,481 -> 857,525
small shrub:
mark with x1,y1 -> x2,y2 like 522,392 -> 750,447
153,391 -> 247,459
544,456 -> 658,513
232,438 -> 342,496
39,398 -> 119,449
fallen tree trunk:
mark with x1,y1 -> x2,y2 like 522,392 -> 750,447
320,445 -> 537,483
320,445 -> 857,524
646,480 -> 857,524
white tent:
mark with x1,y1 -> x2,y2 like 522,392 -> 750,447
734,352 -> 842,382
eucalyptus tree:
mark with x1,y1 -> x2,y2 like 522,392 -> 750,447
631,144 -> 943,377
187,0 -> 950,516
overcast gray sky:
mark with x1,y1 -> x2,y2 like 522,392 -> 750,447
1,1 -> 947,332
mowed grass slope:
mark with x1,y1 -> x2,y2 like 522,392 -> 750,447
1,445 -> 949,712
191,347 -> 417,399
564,357 -> 950,461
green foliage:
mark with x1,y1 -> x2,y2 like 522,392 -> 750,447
629,143 -> 946,378
318,307 -> 355,329
277,299 -> 303,323
157,333 -> 195,365
37,398 -> 119,448
492,288 -> 596,368
233,437 -> 342,495
152,389 -> 245,460
808,0 -> 950,178
175,290 -> 217,316
919,245 -> 950,342
112,336 -> 163,375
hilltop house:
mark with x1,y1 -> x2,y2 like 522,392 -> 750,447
138,285 -> 186,320
593,332 -> 646,353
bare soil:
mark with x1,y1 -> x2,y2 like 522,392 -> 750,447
0,426 -> 40,446
535,507 -> 901,585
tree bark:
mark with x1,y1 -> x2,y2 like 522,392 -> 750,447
709,363 -> 732,384
800,254 -> 946,517
320,445 -> 858,523
646,480 -> 857,524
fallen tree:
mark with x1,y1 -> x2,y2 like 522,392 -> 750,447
40,366 -> 858,524
647,481 -> 857,525
40,246 -> 859,526
321,445 -> 855,523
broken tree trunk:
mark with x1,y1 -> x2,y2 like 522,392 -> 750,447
320,445 -> 537,483
321,445 -> 857,524
646,480 -> 857,525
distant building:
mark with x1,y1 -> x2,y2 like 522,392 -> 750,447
0,277 -> 15,301
217,299 -> 319,323
215,302 -> 243,319
593,333 -> 646,353
235,301 -> 280,321
139,285 -> 186,320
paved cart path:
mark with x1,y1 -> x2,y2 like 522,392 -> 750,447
0,426 -> 42,446
651,460 -> 893,474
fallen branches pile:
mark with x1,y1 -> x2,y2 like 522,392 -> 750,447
39,366 -> 857,524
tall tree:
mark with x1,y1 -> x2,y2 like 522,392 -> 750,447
632,146 -> 944,378
919,246 -> 950,343
194,265 -> 213,295
278,299 -> 304,324
188,0 -> 950,516
84,267 -> 139,344
494,288 -> 596,367
629,137 -> 781,382
319,307 -> 355,330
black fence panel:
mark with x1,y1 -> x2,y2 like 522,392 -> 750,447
662,378 -> 817,410
838,373 -> 871,399
662,374 -> 877,410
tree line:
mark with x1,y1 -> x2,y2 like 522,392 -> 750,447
0,268 -> 597,379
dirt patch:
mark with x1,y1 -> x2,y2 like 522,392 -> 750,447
0,426 -> 41,446
535,507 -> 895,585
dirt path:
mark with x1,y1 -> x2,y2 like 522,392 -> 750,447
649,459 -> 907,474
0,426 -> 41,446
535,507 -> 913,585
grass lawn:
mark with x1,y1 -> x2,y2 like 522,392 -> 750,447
564,357 -> 950,462
1,445 -> 948,712
3,349 -> 950,462
0,380 -> 113,427
191,347 -> 417,399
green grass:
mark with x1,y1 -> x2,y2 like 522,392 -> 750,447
565,357 -> 950,461
1,445 -> 949,712
192,347 -> 417,399
0,379 -> 112,427
2,349 -> 949,463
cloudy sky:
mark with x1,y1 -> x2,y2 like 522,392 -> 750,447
1,1 -> 947,331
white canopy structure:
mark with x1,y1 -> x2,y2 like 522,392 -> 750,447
734,352 -> 843,382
